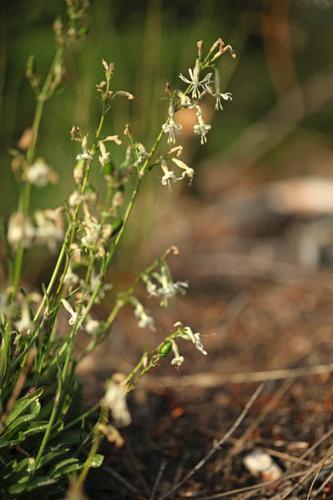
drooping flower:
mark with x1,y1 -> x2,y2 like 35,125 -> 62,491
171,157 -> 194,184
175,322 -> 208,356
15,300 -> 33,333
193,106 -> 211,144
170,340 -> 185,367
212,67 -> 233,111
76,136 -> 93,162
162,101 -> 182,144
103,376 -> 131,427
160,160 -> 178,189
98,141 -> 111,167
215,91 -> 232,111
61,298 -> 78,326
133,300 -> 155,331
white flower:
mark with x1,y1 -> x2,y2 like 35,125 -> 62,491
7,212 -> 35,250
177,91 -> 191,107
144,265 -> 188,307
61,298 -> 78,326
69,190 -> 81,207
89,270 -> 112,302
103,378 -> 131,427
33,208 -> 64,252
133,301 -> 155,331
98,141 -> 111,167
85,316 -> 99,335
170,340 -> 185,367
73,162 -> 84,184
162,102 -> 182,144
102,59 -> 114,79
215,91 -> 232,111
162,118 -> 182,145
63,266 -> 80,288
193,121 -> 211,144
171,355 -> 185,367
182,326 -> 207,355
160,160 -> 178,188
82,219 -> 101,248
171,157 -> 194,184
76,151 -> 93,161
15,301 -> 33,333
76,136 -> 93,162
133,143 -> 148,167
26,158 -> 58,187
179,60 -> 213,99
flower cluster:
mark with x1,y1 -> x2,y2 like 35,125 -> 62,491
131,298 -> 155,331
169,322 -> 208,367
26,158 -> 58,187
7,208 -> 64,252
102,375 -> 131,427
160,38 -> 234,187
3,33 -> 234,495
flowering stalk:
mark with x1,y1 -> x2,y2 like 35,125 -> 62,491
11,46 -> 64,297
2,26 -> 235,497
124,322 -> 207,392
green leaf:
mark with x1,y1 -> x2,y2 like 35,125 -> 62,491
5,389 -> 43,426
1,413 -> 40,441
9,475 -> 57,494
51,457 -> 82,478
36,446 -> 70,468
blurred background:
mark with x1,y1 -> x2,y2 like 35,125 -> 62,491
1,0 -> 333,264
1,0 -> 333,319
2,2 -> 333,495
1,0 -> 333,348
1,0 -> 333,358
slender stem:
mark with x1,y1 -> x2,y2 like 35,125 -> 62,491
75,407 -> 107,488
62,403 -> 100,432
124,330 -> 179,392
79,246 -> 174,359
33,378 -> 61,472
102,128 -> 164,276
78,298 -> 125,360
11,47 -> 64,297
33,79 -> 111,322
76,129 -> 165,332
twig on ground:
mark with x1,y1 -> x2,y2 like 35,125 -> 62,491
150,460 -> 167,500
230,380 -> 293,457
146,361 -> 333,389
158,383 -> 264,500
271,443 -> 333,499
103,465 -> 140,496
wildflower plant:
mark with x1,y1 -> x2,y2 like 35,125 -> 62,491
0,2 -> 235,497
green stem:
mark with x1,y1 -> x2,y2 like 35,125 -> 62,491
33,378 -> 61,472
78,298 -> 125,361
102,128 -> 164,276
74,130 -> 165,334
75,406 -> 108,489
33,80 -> 111,322
11,47 -> 64,297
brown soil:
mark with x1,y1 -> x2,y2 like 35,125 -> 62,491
81,181 -> 333,499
